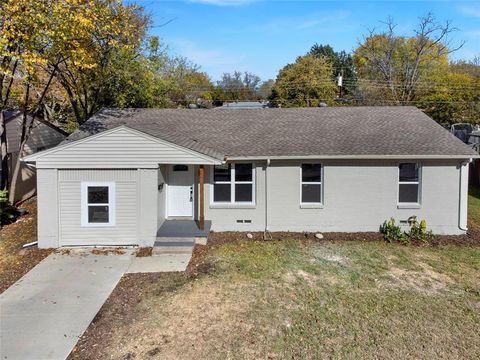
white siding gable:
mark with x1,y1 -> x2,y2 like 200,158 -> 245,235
28,126 -> 222,168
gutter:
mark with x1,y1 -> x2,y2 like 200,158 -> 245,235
263,158 -> 272,240
226,154 -> 480,161
458,159 -> 472,232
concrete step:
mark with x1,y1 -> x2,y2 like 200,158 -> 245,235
153,237 -> 195,255
153,247 -> 193,255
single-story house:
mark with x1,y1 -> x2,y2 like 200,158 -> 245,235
23,106 -> 478,248
3,110 -> 67,202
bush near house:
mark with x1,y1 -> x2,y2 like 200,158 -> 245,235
380,216 -> 433,244
0,190 -> 18,227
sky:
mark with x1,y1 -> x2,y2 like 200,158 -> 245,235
134,0 -> 480,81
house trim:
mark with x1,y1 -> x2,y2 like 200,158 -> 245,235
210,162 -> 257,207
397,162 -> 422,208
299,163 -> 324,207
226,155 -> 479,160
80,181 -> 116,227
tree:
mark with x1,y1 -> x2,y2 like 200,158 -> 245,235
354,13 -> 464,105
0,0 -> 149,201
309,44 -> 356,98
0,0 -> 63,191
258,79 -> 275,100
217,71 -> 262,101
415,61 -> 480,125
270,55 -> 337,107
52,0 -> 149,125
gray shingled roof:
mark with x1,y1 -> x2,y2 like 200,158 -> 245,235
63,106 -> 477,159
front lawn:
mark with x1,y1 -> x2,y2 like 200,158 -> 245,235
70,238 -> 480,359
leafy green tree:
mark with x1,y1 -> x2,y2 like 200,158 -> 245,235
271,55 -> 337,107
309,44 -> 356,98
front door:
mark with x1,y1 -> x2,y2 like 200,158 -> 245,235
167,165 -> 194,217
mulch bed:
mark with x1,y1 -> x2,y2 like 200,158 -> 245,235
429,224 -> 480,246
0,198 -> 53,294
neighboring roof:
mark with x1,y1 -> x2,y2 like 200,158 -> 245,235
218,101 -> 270,109
60,106 -> 478,160
4,109 -> 69,136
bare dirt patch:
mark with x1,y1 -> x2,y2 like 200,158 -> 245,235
380,260 -> 455,294
0,198 -> 52,294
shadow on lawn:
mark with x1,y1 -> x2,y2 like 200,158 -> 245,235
469,186 -> 480,200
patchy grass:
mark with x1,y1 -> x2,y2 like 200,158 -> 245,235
0,198 -> 52,294
70,239 -> 480,359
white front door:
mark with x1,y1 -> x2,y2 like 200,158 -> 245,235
167,165 -> 194,217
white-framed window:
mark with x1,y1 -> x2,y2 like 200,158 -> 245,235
301,163 -> 322,204
81,182 -> 116,227
398,163 -> 421,204
212,163 -> 255,204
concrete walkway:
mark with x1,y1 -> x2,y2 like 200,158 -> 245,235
0,250 -> 133,360
127,253 -> 192,273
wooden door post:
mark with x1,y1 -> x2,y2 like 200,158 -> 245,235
199,165 -> 205,230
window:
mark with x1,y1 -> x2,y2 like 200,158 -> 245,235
81,182 -> 115,226
173,165 -> 189,172
301,164 -> 322,204
212,163 -> 255,204
398,163 -> 420,204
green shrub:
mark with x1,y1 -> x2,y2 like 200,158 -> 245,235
0,190 -> 18,226
407,216 -> 433,243
380,216 -> 433,244
380,218 -> 405,242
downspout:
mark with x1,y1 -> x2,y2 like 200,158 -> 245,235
263,158 -> 272,240
458,159 -> 472,232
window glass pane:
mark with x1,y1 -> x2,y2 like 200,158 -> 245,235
399,163 -> 418,182
214,164 -> 231,182
235,163 -> 252,182
88,187 -> 109,204
302,164 -> 321,182
88,206 -> 109,223
213,184 -> 231,202
173,165 -> 188,172
302,184 -> 321,203
399,184 -> 419,203
235,184 -> 253,202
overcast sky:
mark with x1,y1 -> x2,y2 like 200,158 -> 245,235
135,0 -> 480,81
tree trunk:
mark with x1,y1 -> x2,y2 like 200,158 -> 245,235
0,110 -> 8,191
9,67 -> 57,203
0,59 -> 18,192
8,82 -> 30,203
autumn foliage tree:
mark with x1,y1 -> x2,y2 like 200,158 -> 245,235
353,13 -> 464,104
270,55 -> 337,107
0,0 -> 149,200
